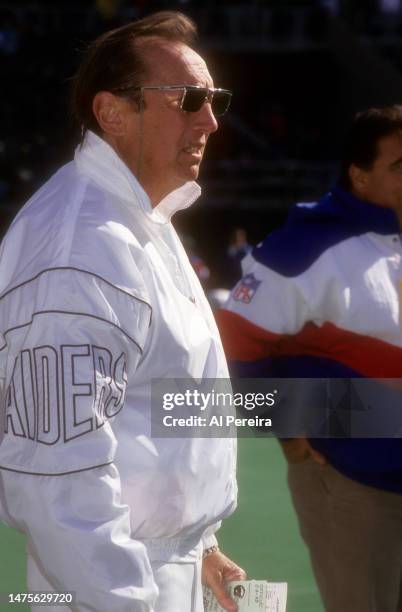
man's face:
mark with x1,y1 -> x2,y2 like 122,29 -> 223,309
121,42 -> 219,205
353,131 -> 402,211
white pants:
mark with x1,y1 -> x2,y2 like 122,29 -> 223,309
27,552 -> 204,612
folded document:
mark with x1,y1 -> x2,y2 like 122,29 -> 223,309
203,580 -> 287,612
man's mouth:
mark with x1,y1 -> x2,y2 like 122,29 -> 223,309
182,145 -> 203,157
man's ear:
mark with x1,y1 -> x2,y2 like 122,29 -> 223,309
349,164 -> 368,195
92,91 -> 128,136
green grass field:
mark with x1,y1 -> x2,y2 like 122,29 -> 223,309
0,522 -> 27,611
0,438 -> 323,611
219,438 -> 323,612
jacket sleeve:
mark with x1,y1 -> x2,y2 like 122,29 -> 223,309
0,268 -> 157,610
215,252 -> 311,368
1,466 -> 157,611
216,249 -> 348,438
201,522 -> 221,550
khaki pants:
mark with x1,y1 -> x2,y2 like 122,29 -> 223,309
27,551 -> 204,612
288,459 -> 402,612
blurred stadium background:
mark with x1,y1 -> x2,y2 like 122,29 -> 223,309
1,0 -> 402,610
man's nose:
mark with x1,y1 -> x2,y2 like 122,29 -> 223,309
195,100 -> 219,134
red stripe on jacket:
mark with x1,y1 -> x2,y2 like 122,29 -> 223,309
216,309 -> 402,378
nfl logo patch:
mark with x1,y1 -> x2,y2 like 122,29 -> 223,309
233,273 -> 261,303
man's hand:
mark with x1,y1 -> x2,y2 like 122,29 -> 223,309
280,437 -> 326,465
202,550 -> 246,611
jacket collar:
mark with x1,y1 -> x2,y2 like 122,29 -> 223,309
331,186 -> 400,235
293,185 -> 400,235
74,130 -> 201,223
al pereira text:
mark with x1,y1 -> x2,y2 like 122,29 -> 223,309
162,415 -> 272,428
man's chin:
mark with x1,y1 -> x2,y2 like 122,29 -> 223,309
173,163 -> 201,188
186,163 -> 201,181
180,157 -> 202,175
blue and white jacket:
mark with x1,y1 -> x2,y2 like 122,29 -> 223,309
218,186 -> 402,493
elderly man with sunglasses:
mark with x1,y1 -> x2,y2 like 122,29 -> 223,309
0,11 -> 243,612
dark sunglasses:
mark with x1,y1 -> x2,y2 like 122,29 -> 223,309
118,85 -> 232,117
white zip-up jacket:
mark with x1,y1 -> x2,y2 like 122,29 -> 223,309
0,131 -> 237,611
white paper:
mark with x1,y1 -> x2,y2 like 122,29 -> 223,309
203,580 -> 287,612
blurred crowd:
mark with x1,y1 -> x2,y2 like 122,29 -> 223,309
2,0 -> 402,240
0,0 -> 329,236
